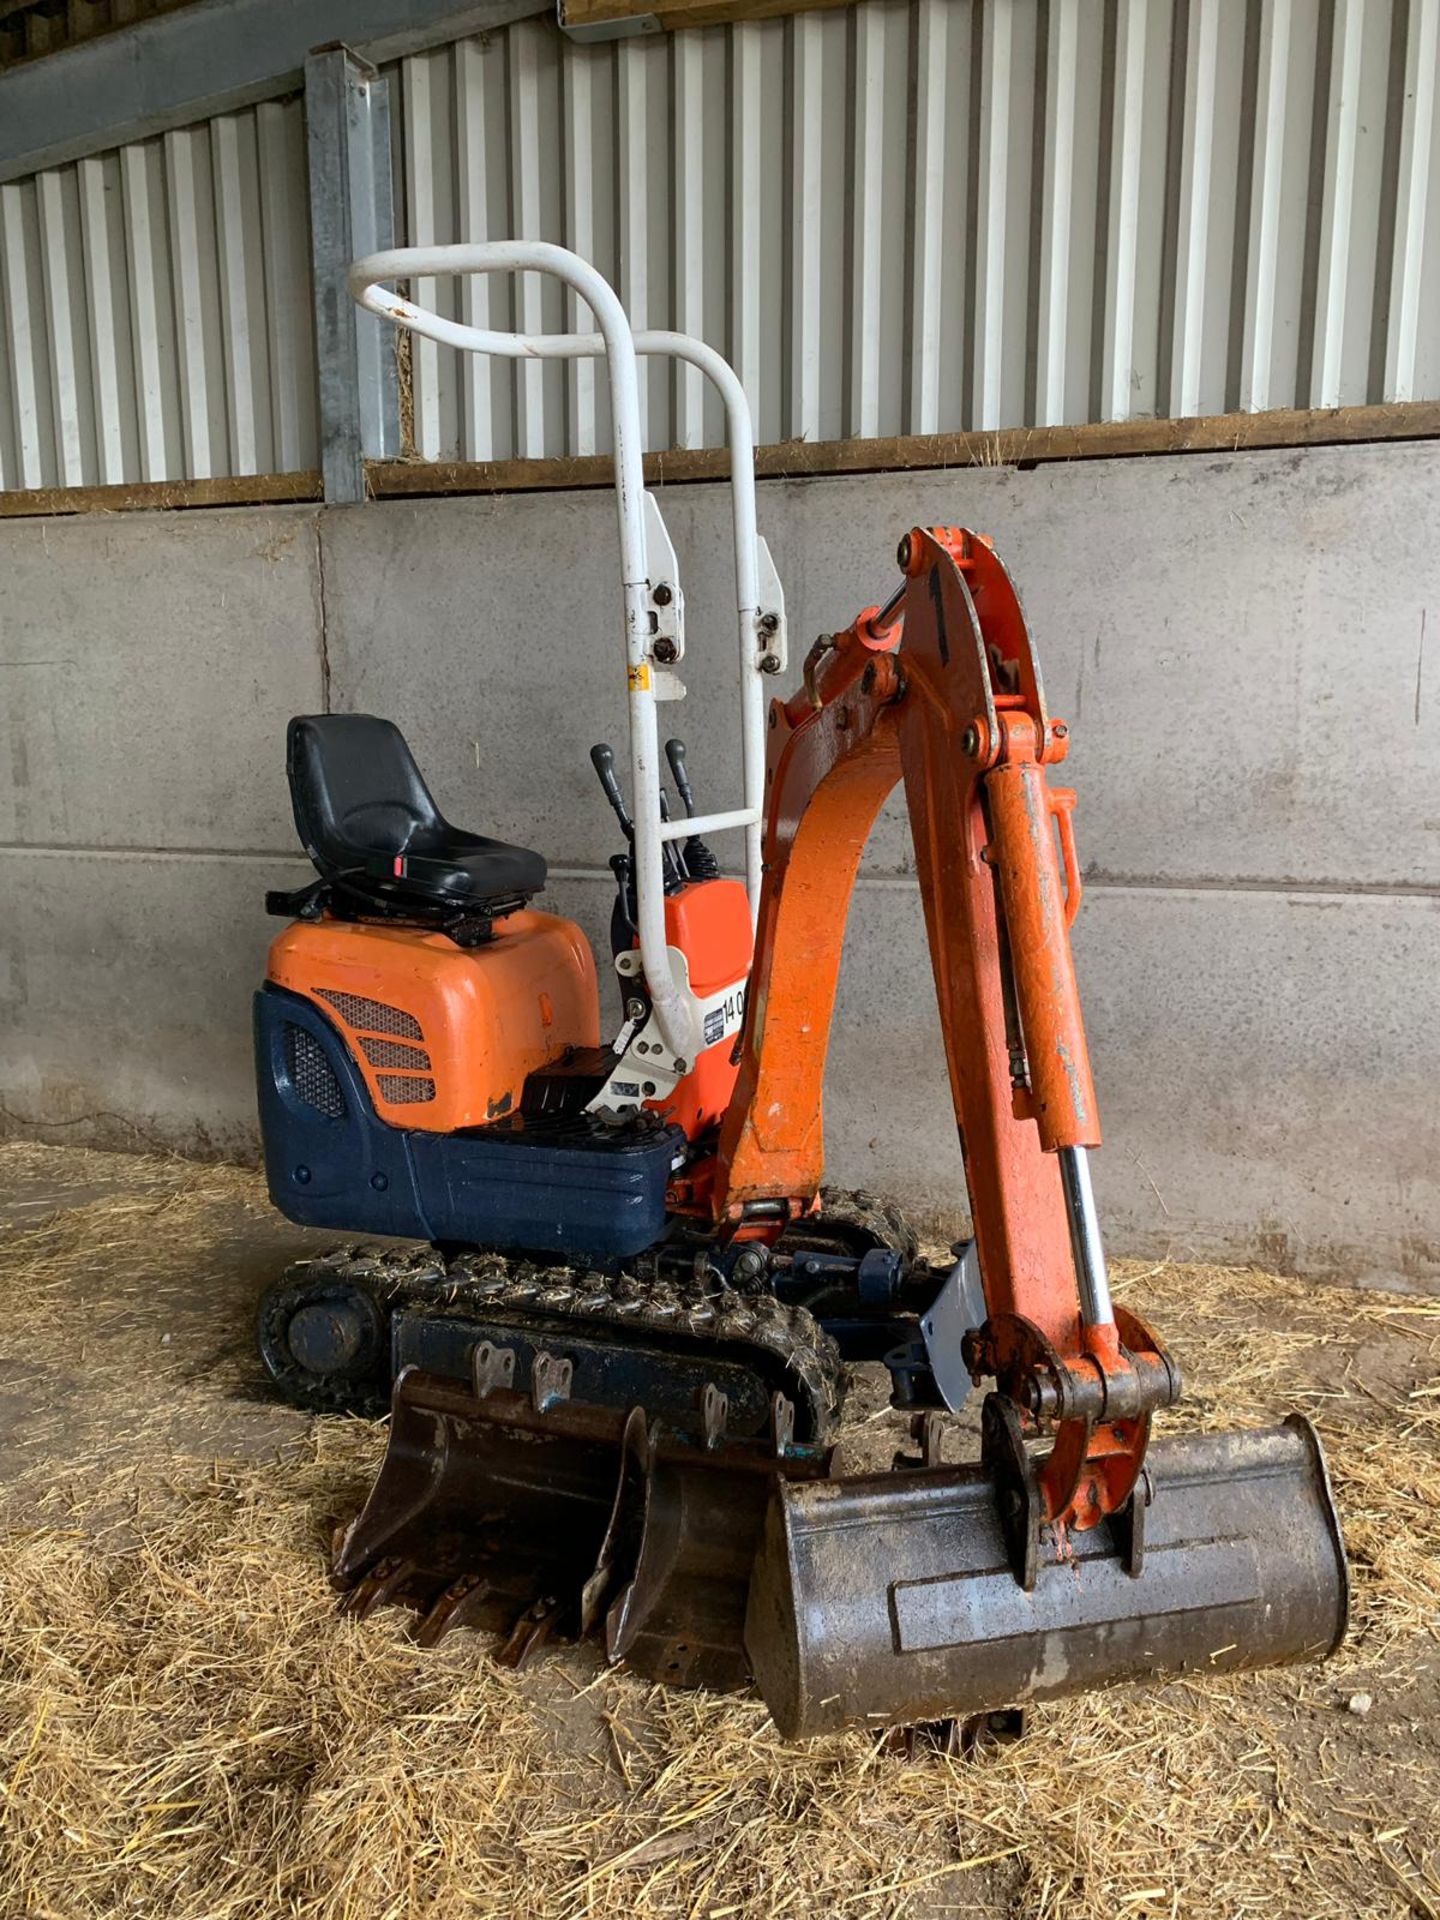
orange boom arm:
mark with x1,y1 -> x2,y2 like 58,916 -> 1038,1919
714,526 -> 1178,1546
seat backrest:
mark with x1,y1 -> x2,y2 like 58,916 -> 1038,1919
287,714 -> 446,875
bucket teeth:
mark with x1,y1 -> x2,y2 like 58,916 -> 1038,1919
496,1595 -> 562,1670
339,1555 -> 416,1621
415,1573 -> 495,1648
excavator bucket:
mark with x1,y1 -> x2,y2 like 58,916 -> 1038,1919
333,1348 -> 836,1689
332,1349 -> 633,1662
336,1350 -> 1346,1744
745,1416 -> 1348,1738
597,1408 -> 808,1693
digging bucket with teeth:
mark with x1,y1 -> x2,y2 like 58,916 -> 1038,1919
332,1345 -> 634,1664
330,1343 -> 832,1679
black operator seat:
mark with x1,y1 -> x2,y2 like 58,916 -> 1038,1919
286,714 -> 546,917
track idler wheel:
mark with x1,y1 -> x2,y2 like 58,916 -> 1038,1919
258,1266 -> 391,1412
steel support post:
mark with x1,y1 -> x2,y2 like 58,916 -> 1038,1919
305,45 -> 401,503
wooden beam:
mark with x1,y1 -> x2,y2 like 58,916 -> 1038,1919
366,400 -> 1440,500
4,399 -> 1435,517
0,470 -> 323,517
559,0 -> 845,32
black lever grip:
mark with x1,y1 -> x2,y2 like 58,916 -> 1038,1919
607,850 -> 636,943
664,737 -> 720,881
590,742 -> 634,840
665,738 -> 698,817
657,788 -> 689,888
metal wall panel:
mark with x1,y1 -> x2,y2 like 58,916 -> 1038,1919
1,0 -> 1437,493
0,97 -> 316,489
390,0 -> 1440,463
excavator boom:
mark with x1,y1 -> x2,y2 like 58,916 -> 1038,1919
717,527 -> 1172,1543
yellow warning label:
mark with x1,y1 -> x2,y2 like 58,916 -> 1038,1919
627,662 -> 652,692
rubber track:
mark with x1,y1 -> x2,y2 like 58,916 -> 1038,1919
259,1243 -> 847,1433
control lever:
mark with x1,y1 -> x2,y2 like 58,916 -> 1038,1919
665,736 -> 698,816
590,743 -> 634,842
607,851 -> 636,962
608,851 -> 635,924
657,789 -> 688,892
664,738 -> 721,880
593,745 -> 643,963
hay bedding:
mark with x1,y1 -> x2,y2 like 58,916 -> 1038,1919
0,1144 -> 1436,1920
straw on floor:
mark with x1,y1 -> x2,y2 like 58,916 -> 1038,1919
0,1141 -> 1436,1919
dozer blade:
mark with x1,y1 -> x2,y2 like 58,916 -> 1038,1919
745,1415 -> 1348,1739
332,1354 -> 633,1661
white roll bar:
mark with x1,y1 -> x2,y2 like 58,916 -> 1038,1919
348,242 -> 779,1066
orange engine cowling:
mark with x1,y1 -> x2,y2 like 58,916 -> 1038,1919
268,911 -> 600,1132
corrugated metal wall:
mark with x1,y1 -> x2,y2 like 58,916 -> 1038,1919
392,0 -> 1440,463
2,0 -> 1437,491
0,98 -> 316,489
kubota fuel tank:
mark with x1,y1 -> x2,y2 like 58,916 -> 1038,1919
267,912 -> 600,1132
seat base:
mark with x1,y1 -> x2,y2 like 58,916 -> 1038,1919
265,875 -> 528,946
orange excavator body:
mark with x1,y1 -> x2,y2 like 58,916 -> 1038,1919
268,911 -> 600,1133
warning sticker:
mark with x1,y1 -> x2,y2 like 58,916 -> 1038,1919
627,663 -> 652,692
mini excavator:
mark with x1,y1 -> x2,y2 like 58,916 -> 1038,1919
253,243 -> 1347,1739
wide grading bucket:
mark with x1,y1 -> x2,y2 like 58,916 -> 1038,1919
745,1415 -> 1348,1738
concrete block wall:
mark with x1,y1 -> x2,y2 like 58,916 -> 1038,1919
2,440 -> 1437,1289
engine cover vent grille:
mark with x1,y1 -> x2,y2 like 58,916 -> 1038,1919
285,1024 -> 345,1119
316,989 -> 423,1041
378,1074 -> 437,1105
358,1036 -> 434,1071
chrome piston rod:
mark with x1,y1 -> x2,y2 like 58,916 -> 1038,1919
1058,1144 -> 1115,1327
